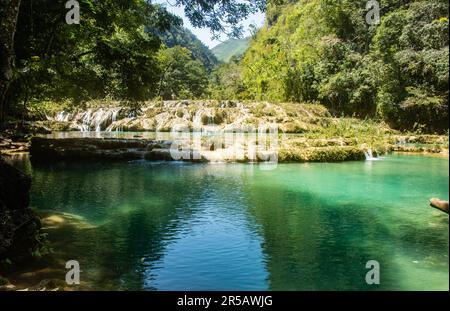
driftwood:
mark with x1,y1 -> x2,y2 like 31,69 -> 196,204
430,198 -> 449,214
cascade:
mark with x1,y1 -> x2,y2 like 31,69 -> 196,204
364,148 -> 379,161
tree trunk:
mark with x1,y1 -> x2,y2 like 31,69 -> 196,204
0,0 -> 21,129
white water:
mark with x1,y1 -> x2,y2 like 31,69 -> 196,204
54,107 -> 123,132
364,148 -> 379,161
55,111 -> 70,122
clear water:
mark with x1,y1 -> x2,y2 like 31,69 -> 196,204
28,154 -> 449,290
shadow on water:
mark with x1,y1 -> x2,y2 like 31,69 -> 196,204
28,161 -> 204,290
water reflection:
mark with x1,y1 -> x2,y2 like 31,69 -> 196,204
23,155 -> 449,290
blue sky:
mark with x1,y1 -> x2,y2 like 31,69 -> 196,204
153,0 -> 265,48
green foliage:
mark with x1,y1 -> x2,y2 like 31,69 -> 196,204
32,231 -> 53,259
8,0 -> 173,113
172,0 -> 266,38
278,146 -> 366,163
209,56 -> 247,99
0,276 -> 10,286
5,0 -> 265,119
237,0 -> 449,133
157,25 -> 219,72
372,1 -> 449,132
6,0 -> 448,134
157,46 -> 209,99
242,0 -> 330,101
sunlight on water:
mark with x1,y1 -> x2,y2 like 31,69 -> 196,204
29,154 -> 448,290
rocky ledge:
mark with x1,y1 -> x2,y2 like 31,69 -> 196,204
30,137 -> 173,162
0,137 -> 29,156
30,136 -> 368,163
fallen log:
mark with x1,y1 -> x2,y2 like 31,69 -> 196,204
430,198 -> 449,214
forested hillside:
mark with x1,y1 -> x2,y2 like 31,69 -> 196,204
157,25 -> 219,72
212,37 -> 250,62
237,0 -> 449,132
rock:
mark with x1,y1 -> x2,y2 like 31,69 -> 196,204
45,101 -> 335,134
0,157 -> 41,268
30,137 -> 159,162
0,284 -> 16,291
29,136 -> 374,164
145,148 -> 174,161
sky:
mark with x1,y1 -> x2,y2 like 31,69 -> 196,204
153,0 -> 266,48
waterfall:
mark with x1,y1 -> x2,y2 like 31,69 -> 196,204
193,110 -> 202,128
364,148 -> 379,161
56,111 -> 70,122
93,108 -> 105,132
112,108 -> 120,123
105,108 -> 123,132
73,107 -> 122,132
81,109 -> 93,132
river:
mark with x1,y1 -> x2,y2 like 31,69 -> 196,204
21,153 -> 449,290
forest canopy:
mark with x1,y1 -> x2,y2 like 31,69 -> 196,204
238,0 -> 449,132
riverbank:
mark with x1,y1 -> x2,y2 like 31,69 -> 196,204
26,132 -> 449,164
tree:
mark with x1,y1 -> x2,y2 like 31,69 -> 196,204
157,46 -> 209,99
372,0 -> 449,131
2,0 -> 268,122
156,24 -> 219,72
209,55 -> 246,100
0,0 -> 21,127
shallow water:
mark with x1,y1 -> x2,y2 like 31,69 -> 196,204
28,154 -> 448,290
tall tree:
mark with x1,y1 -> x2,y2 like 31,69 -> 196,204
0,0 -> 21,127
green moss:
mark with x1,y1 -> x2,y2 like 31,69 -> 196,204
279,146 -> 365,162
176,108 -> 185,118
250,103 -> 267,117
146,108 -> 163,119
213,109 -> 227,124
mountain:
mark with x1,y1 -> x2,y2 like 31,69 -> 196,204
158,25 -> 219,72
212,38 -> 251,63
